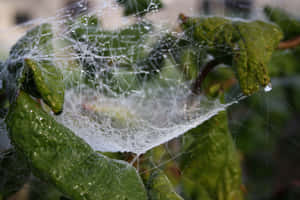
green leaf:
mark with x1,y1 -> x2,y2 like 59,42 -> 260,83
6,24 -> 53,94
179,48 -> 202,80
181,16 -> 283,95
264,6 -> 300,40
24,59 -> 64,114
71,18 -> 152,69
9,23 -> 53,61
71,15 -> 101,40
147,170 -> 183,200
181,111 -> 243,200
6,24 -> 65,114
6,91 -> 147,200
140,144 -> 181,187
71,17 -> 152,93
138,33 -> 193,81
117,0 -> 163,16
138,34 -> 179,79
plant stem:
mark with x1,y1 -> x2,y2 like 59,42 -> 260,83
278,36 -> 300,49
191,59 -> 221,95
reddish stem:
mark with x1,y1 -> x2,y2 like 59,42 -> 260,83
191,59 -> 221,95
278,36 -> 300,49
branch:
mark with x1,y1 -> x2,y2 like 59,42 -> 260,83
278,36 -> 300,49
191,59 -> 221,95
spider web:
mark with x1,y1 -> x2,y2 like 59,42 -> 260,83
1,0 -> 247,155
3,0 -> 297,199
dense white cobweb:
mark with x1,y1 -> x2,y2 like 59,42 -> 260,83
8,0 -> 245,154
56,87 -> 240,154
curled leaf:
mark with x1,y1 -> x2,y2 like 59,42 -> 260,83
24,59 -> 64,114
181,16 -> 283,95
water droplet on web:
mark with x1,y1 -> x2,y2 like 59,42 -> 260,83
264,83 -> 272,92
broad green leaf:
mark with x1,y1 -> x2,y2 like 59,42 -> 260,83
6,91 -> 147,200
232,20 -> 281,95
181,16 -> 283,95
71,17 -> 152,68
116,0 -> 163,16
181,111 -> 243,200
9,24 -> 53,62
71,15 -> 101,40
70,17 -> 153,94
71,17 -> 152,74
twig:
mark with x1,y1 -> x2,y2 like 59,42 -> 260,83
278,36 -> 300,49
191,59 -> 221,95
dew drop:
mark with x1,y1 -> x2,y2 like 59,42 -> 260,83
264,83 -> 272,92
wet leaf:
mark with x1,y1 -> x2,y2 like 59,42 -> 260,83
6,91 -> 147,200
24,59 -> 64,114
181,111 -> 244,200
6,24 -> 65,114
181,16 -> 283,95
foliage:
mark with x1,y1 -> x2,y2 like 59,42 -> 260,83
1,3 -> 298,200
264,6 -> 300,40
226,6 -> 300,199
116,0 -> 163,16
7,91 -> 147,200
146,170 -> 183,200
180,16 -> 282,95
181,111 -> 243,200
